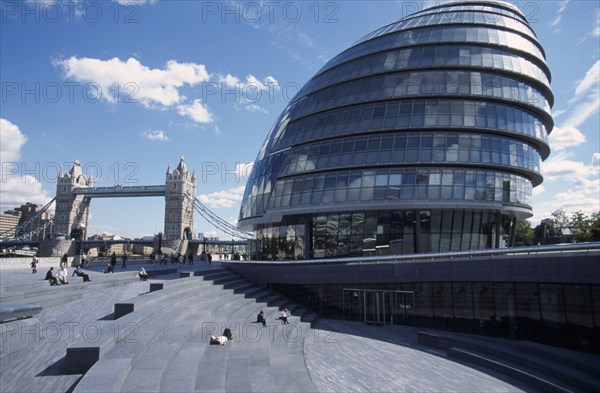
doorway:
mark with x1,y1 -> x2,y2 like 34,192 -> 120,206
343,289 -> 415,326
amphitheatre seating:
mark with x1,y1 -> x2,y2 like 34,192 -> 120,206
0,269 -> 176,310
70,270 -> 255,388
65,271 -> 229,374
72,268 -> 320,393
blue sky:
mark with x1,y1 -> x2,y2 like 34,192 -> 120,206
1,0 -> 598,239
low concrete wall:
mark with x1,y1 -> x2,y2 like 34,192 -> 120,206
38,240 -> 75,258
223,251 -> 600,286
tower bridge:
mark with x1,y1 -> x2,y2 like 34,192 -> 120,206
2,156 -> 254,257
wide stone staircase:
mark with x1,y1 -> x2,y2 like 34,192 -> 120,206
70,268 -> 318,393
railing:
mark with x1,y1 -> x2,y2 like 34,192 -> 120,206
221,242 -> 600,265
72,185 -> 165,195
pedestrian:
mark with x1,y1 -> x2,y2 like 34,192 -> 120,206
188,252 -> 194,265
30,256 -> 38,274
121,253 -> 128,269
61,253 -> 68,266
110,252 -> 117,271
207,252 -> 212,265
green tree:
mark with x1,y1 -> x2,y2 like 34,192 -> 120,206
569,210 -> 592,242
590,212 -> 600,241
551,209 -> 569,235
515,219 -> 534,246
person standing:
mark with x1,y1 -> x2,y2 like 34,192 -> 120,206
30,256 -> 38,274
207,252 -> 212,266
121,253 -> 128,269
110,252 -> 117,271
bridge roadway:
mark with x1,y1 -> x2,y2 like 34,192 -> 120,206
71,185 -> 166,197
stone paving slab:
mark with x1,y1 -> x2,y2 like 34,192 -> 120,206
305,319 -> 528,393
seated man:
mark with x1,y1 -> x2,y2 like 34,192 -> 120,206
138,267 -> 149,281
45,267 -> 58,286
58,266 -> 69,284
256,310 -> 266,327
279,309 -> 289,324
103,263 -> 114,274
72,265 -> 91,282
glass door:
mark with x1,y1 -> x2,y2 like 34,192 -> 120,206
364,290 -> 384,325
394,291 -> 416,326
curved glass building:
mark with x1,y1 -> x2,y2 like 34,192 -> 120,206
238,0 -> 553,259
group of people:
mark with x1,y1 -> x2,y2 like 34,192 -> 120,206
45,262 -> 91,285
255,308 -> 291,326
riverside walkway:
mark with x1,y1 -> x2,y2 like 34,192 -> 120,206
1,257 -> 598,393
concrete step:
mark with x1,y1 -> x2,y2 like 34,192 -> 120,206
448,347 -> 573,393
74,287 -> 245,392
66,281 -> 229,375
418,330 -> 600,392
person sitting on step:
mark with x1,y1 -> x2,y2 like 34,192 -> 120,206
257,310 -> 266,327
45,267 -> 59,286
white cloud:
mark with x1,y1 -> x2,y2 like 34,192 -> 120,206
177,99 -> 214,124
0,118 -> 28,162
198,186 -> 245,209
218,74 -> 241,87
550,61 -> 600,151
213,125 -> 221,136
532,185 -> 545,196
564,64 -> 600,129
235,162 -> 254,179
54,56 -> 210,107
588,8 -> 600,38
143,130 -> 170,142
0,175 -> 52,211
0,119 -> 51,211
245,104 -> 269,114
549,125 -> 586,151
542,158 -> 595,180
550,0 -> 570,31
534,152 -> 600,224
570,60 -> 600,103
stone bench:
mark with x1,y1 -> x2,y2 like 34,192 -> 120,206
0,304 -> 42,322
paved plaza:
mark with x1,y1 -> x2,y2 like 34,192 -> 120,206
1,257 -> 598,393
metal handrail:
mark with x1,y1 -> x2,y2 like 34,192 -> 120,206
222,242 -> 600,265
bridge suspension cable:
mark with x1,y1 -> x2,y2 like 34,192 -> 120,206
186,195 -> 254,240
0,198 -> 56,240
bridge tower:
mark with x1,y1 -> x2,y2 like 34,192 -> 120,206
164,156 -> 196,241
52,160 -> 92,240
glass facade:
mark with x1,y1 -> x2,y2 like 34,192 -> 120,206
239,0 -> 553,259
271,281 -> 600,354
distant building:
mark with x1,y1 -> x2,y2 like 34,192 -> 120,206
14,202 -> 53,240
0,210 -> 22,238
